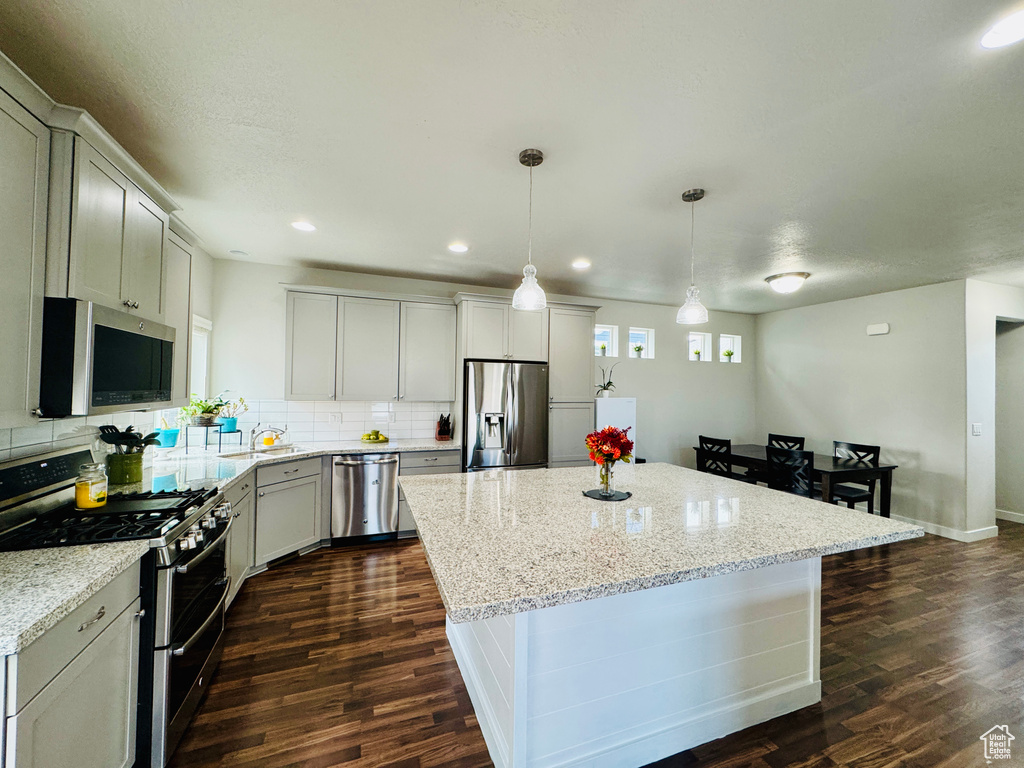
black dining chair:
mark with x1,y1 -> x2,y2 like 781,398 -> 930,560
768,433 -> 806,450
696,436 -> 756,483
829,441 -> 881,513
766,446 -> 818,498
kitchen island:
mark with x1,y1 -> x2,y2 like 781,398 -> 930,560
399,463 -> 923,768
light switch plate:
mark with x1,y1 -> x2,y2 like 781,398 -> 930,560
329,413 -> 343,425
972,423 -> 982,436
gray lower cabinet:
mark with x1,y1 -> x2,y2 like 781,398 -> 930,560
549,402 -> 596,467
4,562 -> 141,768
226,480 -> 255,607
255,465 -> 321,567
397,450 -> 460,538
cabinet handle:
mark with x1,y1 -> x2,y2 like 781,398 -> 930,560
284,468 -> 300,475
132,300 -> 140,309
423,457 -> 438,462
258,491 -> 265,497
78,606 -> 106,632
135,608 -> 146,619
122,300 -> 132,308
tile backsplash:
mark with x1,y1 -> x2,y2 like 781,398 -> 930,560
0,411 -> 157,463
156,400 -> 455,446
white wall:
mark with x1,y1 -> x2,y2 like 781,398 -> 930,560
755,281 -> 971,536
995,321 -> 1024,517
190,245 -> 215,321
964,280 -> 1024,532
209,260 -> 758,464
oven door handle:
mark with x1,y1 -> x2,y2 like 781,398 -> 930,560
174,516 -> 233,574
171,577 -> 230,657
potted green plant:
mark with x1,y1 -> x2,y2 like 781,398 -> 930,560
596,363 -> 620,398
724,349 -> 735,362
180,394 -> 226,427
215,394 -> 248,434
599,343 -> 607,356
155,415 -> 180,448
693,349 -> 701,361
99,426 -> 161,485
633,344 -> 644,358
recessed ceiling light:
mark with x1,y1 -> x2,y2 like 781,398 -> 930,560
982,10 -> 1024,48
228,249 -> 249,257
291,221 -> 316,232
765,272 -> 810,294
448,243 -> 469,253
571,258 -> 591,270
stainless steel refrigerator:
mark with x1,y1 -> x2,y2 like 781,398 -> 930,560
463,361 -> 548,471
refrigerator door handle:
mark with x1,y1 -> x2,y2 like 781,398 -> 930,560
505,367 -> 515,464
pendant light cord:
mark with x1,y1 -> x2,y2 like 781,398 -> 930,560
689,200 -> 695,287
528,164 -> 534,266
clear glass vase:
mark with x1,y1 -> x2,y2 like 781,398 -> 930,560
599,460 -> 616,497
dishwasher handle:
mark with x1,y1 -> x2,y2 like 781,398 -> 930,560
333,456 -> 399,466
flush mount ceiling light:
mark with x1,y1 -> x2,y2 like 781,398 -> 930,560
448,243 -> 469,253
572,257 -> 591,270
982,10 -> 1024,48
291,221 -> 316,232
765,272 -> 811,294
511,148 -> 547,312
675,188 -> 709,325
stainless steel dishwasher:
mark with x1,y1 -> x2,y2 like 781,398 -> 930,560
331,454 -> 399,538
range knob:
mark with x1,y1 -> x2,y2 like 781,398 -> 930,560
201,515 -> 217,530
189,523 -> 205,543
214,502 -> 232,520
179,533 -> 197,551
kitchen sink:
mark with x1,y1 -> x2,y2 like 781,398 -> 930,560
219,446 -> 305,460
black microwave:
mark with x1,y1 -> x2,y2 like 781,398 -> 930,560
38,298 -> 176,417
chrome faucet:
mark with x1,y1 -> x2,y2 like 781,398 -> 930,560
249,423 -> 287,450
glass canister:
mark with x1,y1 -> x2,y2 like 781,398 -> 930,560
75,462 -> 108,509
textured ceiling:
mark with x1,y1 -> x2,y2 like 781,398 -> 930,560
1,0 -> 1022,313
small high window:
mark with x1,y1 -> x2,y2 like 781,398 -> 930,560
594,324 -> 618,357
628,328 -> 655,359
719,334 -> 742,363
688,332 -> 711,362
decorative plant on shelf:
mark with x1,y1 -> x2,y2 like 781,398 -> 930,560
724,349 -> 735,361
599,343 -> 607,356
596,363 -> 620,397
693,349 -> 701,361
585,425 -> 634,498
215,393 -> 248,433
180,394 -> 227,427
633,344 -> 644,358
99,426 -> 161,485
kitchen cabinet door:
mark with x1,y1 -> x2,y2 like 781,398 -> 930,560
399,302 -> 456,402
125,187 -> 168,322
463,301 -> 508,359
510,306 -> 549,361
227,488 -> 253,606
285,292 -> 338,400
548,308 -> 595,401
548,402 -> 595,467
255,475 -> 320,566
337,297 -> 400,400
165,234 -> 192,406
6,598 -> 141,768
0,90 -> 48,428
68,136 -> 130,311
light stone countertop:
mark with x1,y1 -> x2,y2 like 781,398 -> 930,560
0,438 -> 458,657
0,541 -> 149,655
399,462 -> 925,624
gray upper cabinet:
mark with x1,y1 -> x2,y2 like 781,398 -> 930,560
59,135 -> 169,322
0,88 -> 49,428
399,302 -> 456,402
548,308 -> 596,402
337,297 -> 401,401
165,233 -> 192,406
285,292 -> 338,400
460,299 -> 549,361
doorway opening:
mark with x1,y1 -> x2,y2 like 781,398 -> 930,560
996,319 -> 1024,523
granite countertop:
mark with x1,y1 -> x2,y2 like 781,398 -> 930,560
0,438 -> 459,656
399,462 -> 925,624
0,541 -> 150,655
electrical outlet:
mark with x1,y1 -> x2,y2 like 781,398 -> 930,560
329,413 -> 343,425
972,423 -> 982,436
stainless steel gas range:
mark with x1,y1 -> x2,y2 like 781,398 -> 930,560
0,446 -> 235,767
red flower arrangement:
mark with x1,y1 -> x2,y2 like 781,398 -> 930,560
585,426 -> 634,466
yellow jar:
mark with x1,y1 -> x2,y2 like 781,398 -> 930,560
75,462 -> 108,509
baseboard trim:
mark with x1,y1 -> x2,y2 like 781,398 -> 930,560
996,509 -> 1024,524
891,515 -> 999,542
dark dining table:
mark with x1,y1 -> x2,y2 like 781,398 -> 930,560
698,443 -> 898,518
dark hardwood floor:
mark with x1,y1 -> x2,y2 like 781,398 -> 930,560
170,522 -> 1024,768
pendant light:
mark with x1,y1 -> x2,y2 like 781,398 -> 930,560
676,188 -> 709,325
512,148 -> 547,311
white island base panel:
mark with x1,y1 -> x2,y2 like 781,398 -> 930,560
447,557 -> 822,768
